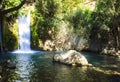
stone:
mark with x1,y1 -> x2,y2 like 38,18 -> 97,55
53,50 -> 90,66
44,40 -> 55,51
2,60 -> 16,69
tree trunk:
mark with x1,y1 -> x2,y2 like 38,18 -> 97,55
117,26 -> 120,50
0,16 -> 3,52
112,15 -> 120,50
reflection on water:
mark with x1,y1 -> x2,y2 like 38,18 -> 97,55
0,51 -> 120,82
15,54 -> 32,82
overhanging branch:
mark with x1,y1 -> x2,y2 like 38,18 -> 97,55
0,0 -> 26,15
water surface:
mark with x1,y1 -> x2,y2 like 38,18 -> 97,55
0,51 -> 120,82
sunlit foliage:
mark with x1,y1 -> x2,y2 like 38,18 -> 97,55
1,0 -> 120,51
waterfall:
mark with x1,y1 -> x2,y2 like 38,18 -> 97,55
11,8 -> 42,54
18,9 -> 31,51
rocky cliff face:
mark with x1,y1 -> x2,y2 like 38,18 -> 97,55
43,21 -> 87,51
43,21 -> 102,52
42,21 -> 120,57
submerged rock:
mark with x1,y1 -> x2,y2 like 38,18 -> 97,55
2,60 -> 16,69
53,50 -> 91,66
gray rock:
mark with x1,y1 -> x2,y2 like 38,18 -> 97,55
53,50 -> 90,66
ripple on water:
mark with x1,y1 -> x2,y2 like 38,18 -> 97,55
0,51 -> 120,82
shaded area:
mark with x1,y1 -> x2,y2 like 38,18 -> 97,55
3,27 -> 18,51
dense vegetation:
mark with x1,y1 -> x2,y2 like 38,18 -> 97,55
0,0 -> 120,56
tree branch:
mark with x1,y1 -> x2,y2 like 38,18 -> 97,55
0,0 -> 26,15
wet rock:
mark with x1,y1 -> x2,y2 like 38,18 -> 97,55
2,60 -> 16,69
53,50 -> 91,66
102,48 -> 120,57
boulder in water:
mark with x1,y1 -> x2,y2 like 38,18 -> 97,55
2,60 -> 16,69
53,50 -> 91,66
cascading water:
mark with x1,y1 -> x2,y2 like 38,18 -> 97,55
12,8 -> 42,54
12,8 -> 33,53
18,9 -> 30,51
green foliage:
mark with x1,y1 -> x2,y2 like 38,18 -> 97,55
34,0 -> 89,40
0,0 -> 22,18
1,0 -> 120,50
0,0 -> 27,51
89,0 -> 120,49
18,7 -> 28,16
69,9 -> 92,38
3,0 -> 21,9
3,25 -> 18,51
0,0 -> 21,51
95,0 -> 120,28
34,0 -> 62,41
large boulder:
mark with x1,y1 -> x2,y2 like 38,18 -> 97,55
53,50 -> 91,66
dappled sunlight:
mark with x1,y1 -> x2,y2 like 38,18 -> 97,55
15,54 -> 32,81
83,0 -> 96,11
92,67 -> 120,75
